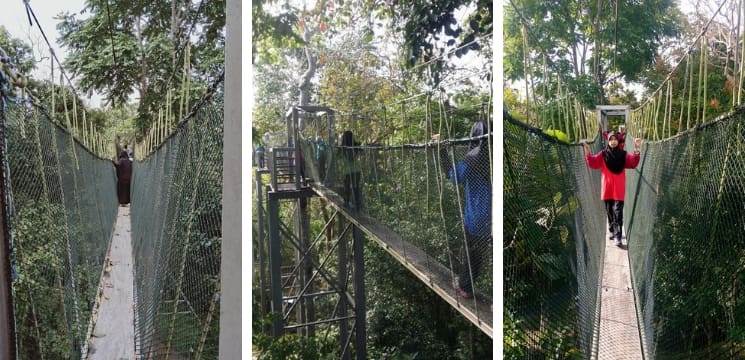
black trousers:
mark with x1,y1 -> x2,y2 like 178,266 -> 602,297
604,200 -> 624,240
343,172 -> 361,210
458,233 -> 491,293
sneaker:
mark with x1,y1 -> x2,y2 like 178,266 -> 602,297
614,238 -> 622,247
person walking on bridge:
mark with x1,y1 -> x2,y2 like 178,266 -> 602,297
433,119 -> 492,299
341,130 -> 362,210
583,131 -> 642,247
114,150 -> 132,206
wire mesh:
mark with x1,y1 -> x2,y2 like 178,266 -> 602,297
504,112 -> 606,359
3,99 -> 118,359
131,95 -> 223,359
298,126 -> 494,323
625,108 -> 745,359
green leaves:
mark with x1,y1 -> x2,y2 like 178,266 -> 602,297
57,0 -> 224,134
504,0 -> 681,105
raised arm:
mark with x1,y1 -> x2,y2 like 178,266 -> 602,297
583,142 -> 603,169
625,138 -> 642,169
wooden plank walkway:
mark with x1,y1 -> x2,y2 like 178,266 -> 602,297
86,206 -> 135,359
312,184 -> 493,337
597,226 -> 643,359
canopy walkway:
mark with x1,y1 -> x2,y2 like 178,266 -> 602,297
504,108 -> 745,359
253,106 -> 494,358
0,69 -> 225,358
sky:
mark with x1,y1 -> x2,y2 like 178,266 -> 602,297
0,0 -> 104,107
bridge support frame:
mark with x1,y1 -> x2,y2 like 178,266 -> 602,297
263,184 -> 366,358
596,105 -> 630,135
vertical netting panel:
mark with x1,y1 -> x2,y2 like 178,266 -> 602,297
626,109 -> 745,359
4,100 -> 118,359
131,96 -> 223,359
503,114 -> 605,359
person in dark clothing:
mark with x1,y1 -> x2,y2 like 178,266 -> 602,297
316,136 -> 327,181
341,130 -> 362,210
434,119 -> 492,299
115,150 -> 132,205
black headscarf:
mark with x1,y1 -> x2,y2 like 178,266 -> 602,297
603,131 -> 626,174
464,120 -> 492,180
119,150 -> 129,159
341,130 -> 359,161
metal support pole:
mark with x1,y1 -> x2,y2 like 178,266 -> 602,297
267,196 -> 283,337
300,198 -> 315,336
296,199 -> 306,335
338,216 -> 350,360
353,225 -> 366,360
293,108 -> 301,190
0,96 -> 17,360
256,171 -> 268,320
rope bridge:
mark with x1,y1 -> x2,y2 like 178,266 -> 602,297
291,109 -> 494,335
0,73 -> 224,359
504,108 -> 745,359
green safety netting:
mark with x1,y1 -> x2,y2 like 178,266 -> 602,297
131,95 -> 223,359
3,99 -> 118,359
504,108 -> 745,359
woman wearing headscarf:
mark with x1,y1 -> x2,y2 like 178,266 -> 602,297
115,150 -> 132,205
341,130 -> 362,209
583,131 -> 642,247
434,119 -> 492,299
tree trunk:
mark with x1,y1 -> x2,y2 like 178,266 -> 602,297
299,27 -> 317,108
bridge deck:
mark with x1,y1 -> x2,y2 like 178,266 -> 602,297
597,226 -> 642,359
312,184 -> 493,338
87,206 -> 135,359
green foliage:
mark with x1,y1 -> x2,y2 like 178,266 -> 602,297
391,0 -> 491,84
252,312 -> 337,360
13,201 -> 71,359
0,26 -> 36,74
56,0 -> 225,134
252,0 -> 303,64
504,0 -> 681,104
504,117 -> 584,357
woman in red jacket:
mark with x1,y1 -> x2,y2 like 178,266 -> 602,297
583,131 -> 642,247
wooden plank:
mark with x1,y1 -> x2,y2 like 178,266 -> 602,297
597,226 -> 642,359
313,184 -> 493,337
88,206 -> 135,359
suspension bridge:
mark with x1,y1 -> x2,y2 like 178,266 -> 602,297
505,1 -> 745,358
0,0 -> 240,358
253,105 -> 494,359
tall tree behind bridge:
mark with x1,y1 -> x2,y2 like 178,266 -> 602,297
56,0 -> 225,136
504,0 -> 681,107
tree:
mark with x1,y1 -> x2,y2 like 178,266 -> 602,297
0,26 -> 36,74
56,0 -> 225,134
389,0 -> 492,86
504,0 -> 682,105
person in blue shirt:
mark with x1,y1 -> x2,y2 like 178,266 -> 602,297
255,144 -> 266,168
433,119 -> 492,299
